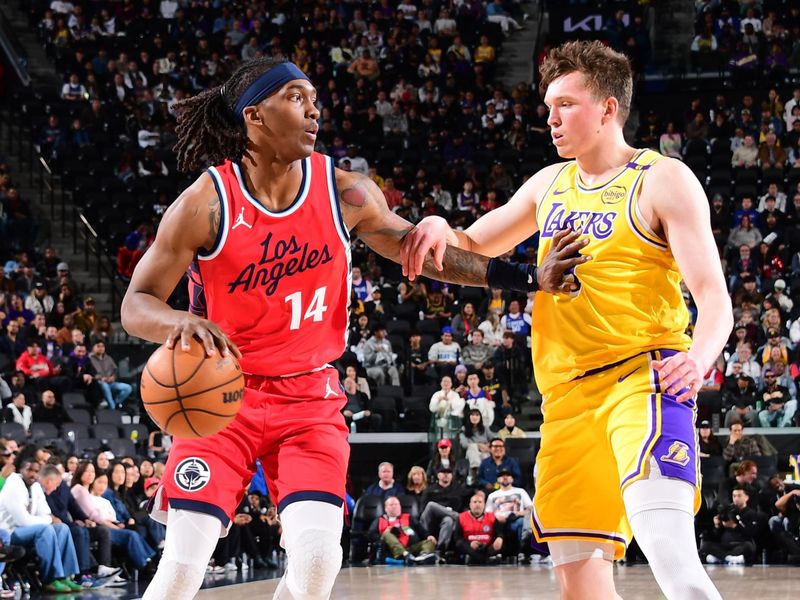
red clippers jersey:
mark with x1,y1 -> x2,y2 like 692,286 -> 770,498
188,152 -> 351,376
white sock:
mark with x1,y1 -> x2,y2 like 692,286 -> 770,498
624,468 -> 722,600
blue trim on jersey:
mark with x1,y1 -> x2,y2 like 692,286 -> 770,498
169,498 -> 231,528
198,169 -> 227,258
278,490 -> 344,514
328,156 -> 350,242
235,157 -> 308,217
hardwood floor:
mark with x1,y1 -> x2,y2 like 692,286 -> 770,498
197,563 -> 799,599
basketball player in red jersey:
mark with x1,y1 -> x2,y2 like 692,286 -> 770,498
121,58 -> 584,600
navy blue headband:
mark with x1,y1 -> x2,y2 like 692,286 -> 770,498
232,63 -> 310,123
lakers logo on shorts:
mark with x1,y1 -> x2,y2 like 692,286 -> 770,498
175,457 -> 211,492
660,441 -> 691,467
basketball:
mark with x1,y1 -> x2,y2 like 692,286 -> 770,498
140,338 -> 244,438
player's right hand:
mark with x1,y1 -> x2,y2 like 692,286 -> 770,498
537,228 -> 591,293
166,314 -> 241,359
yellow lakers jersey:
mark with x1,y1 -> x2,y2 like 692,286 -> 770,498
532,149 -> 691,397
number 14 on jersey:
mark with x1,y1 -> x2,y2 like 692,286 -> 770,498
284,287 -> 329,330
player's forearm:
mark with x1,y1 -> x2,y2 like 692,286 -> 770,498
120,291 -> 188,344
688,288 -> 734,373
421,245 -> 490,287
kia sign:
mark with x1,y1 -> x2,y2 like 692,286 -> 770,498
563,13 -> 628,33
548,2 -> 634,37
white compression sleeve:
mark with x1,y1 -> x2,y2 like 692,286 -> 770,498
273,501 -> 343,600
623,460 -> 722,600
142,508 -> 221,600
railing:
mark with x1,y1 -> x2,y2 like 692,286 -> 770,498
0,91 -> 127,317
0,4 -> 30,86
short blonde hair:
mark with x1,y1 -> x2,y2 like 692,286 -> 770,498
539,40 -> 633,124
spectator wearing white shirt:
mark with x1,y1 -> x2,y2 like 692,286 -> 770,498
485,470 -> 533,559
726,345 -> 761,385
339,145 -> 369,175
60,74 -> 86,101
50,1 -> 74,15
159,0 -> 178,19
758,183 -> 787,212
2,393 -> 32,434
481,103 -> 504,128
433,9 -> 457,36
429,376 -> 465,439
740,8 -> 762,33
428,327 -> 462,378
0,456 -> 80,592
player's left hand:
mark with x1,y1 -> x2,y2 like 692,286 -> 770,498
400,216 -> 451,280
651,353 -> 702,403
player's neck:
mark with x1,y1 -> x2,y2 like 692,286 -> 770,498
239,153 -> 305,212
574,132 -> 635,186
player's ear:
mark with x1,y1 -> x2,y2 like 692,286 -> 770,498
243,105 -> 263,125
602,97 -> 619,124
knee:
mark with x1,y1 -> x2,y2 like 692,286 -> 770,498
286,529 -> 341,598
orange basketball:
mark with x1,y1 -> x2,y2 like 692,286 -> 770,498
140,338 -> 244,438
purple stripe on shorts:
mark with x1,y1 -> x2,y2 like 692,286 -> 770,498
622,349 -> 699,488
620,393 -> 658,488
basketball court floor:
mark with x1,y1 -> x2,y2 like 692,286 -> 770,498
196,564 -> 799,599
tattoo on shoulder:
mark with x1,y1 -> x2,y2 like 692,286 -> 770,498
208,196 -> 220,243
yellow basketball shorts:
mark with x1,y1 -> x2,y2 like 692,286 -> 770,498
531,349 -> 701,560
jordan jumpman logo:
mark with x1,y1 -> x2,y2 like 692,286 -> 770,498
231,207 -> 253,230
324,377 -> 338,399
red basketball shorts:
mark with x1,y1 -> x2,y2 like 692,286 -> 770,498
150,367 -> 350,531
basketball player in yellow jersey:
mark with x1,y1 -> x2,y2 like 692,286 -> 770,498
402,41 -> 731,599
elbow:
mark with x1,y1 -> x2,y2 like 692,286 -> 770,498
119,293 -> 135,335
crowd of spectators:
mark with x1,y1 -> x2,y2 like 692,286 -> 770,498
690,0 -> 800,81
25,0 -> 544,275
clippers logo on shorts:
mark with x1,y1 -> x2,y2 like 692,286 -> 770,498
174,457 -> 211,492
660,441 -> 691,467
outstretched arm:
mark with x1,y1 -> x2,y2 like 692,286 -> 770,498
336,170 -> 589,292
337,170 -> 490,286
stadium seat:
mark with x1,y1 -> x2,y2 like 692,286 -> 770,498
108,438 -> 136,458
398,396 -> 429,432
30,422 -> 58,441
66,408 -> 91,424
92,424 -> 121,442
349,494 -> 384,563
62,392 -> 90,409
121,423 -> 149,445
700,455 -> 726,486
0,423 -> 27,444
73,438 -> 102,457
386,320 -> 411,335
370,396 -> 398,432
95,409 -> 124,425
62,423 -> 91,441
398,494 -> 420,519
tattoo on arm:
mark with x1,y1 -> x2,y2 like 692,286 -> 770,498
207,196 -> 220,248
426,245 -> 489,287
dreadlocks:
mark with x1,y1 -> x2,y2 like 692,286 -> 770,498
173,57 -> 287,173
